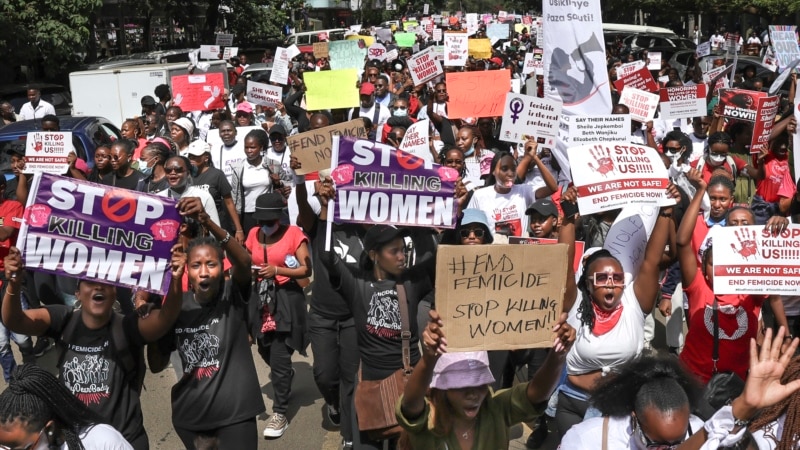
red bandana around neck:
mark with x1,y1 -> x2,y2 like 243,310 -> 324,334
591,301 -> 624,336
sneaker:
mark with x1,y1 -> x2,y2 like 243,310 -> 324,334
263,413 -> 288,438
342,440 -> 353,449
33,337 -> 53,357
327,404 -> 341,427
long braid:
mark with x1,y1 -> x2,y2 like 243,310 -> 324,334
749,356 -> 800,450
0,364 -> 103,450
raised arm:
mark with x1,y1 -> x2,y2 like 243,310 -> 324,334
676,168 -> 706,287
137,245 -> 185,342
290,156 -> 318,232
559,186 -> 579,313
1,248 -> 50,336
401,309 -> 447,420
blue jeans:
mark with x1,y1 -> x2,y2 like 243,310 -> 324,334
0,321 -> 31,381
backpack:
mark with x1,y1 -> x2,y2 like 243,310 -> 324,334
56,310 -> 146,394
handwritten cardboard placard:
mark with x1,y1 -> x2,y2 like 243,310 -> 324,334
658,84 -> 708,120
303,69 -> 359,111
499,92 -> 562,145
407,47 -> 443,86
604,204 -> 659,279
468,38 -> 492,59
619,87 -> 659,123
509,237 -> 585,272
713,225 -> 800,295
444,33 -> 469,66
395,32 -> 417,47
171,73 -> 225,111
568,142 -> 673,215
246,80 -> 282,107
434,244 -> 567,351
329,40 -> 367,70
313,42 -> 329,59
446,71 -> 511,119
287,119 -> 367,174
696,41 -> 711,58
25,132 -> 71,174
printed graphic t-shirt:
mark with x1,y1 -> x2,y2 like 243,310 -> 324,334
468,184 -> 536,237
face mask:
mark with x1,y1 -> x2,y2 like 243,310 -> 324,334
667,152 -> 682,163
393,108 -> 408,117
709,154 -> 726,165
463,145 -> 475,157
495,179 -> 513,189
139,165 -> 153,176
261,222 -> 279,237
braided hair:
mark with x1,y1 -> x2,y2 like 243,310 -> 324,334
749,356 -> 800,449
0,364 -> 103,450
576,249 -> 622,330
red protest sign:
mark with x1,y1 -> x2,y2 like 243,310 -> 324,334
750,95 -> 780,154
446,71 -> 511,119
171,73 -> 226,111
613,67 -> 658,94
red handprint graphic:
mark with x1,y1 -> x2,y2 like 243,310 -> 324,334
731,228 -> 758,260
587,145 -> 615,177
33,133 -> 43,152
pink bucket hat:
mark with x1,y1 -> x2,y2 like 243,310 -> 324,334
430,351 -> 495,390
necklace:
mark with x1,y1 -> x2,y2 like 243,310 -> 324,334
456,420 -> 476,440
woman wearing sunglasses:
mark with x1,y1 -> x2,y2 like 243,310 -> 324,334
555,184 -> 681,439
156,155 -> 220,229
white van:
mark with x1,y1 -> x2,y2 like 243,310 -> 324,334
285,28 -> 348,54
603,23 -> 677,37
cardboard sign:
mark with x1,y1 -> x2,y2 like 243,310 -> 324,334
750,95 -> 781,155
713,225 -> 800,295
619,87 -> 659,123
561,114 -> 630,146
617,60 -> 645,78
444,33 -> 469,66
222,46 -> 238,60
647,51 -> 662,70
303,69 -> 359,111
270,47 -> 291,85
19,173 -> 181,295
509,237 -> 585,272
769,26 -> 800,70
467,38 -> 492,59
313,42 -> 329,59
407,47 -> 443,86
287,119 -> 367,174
613,67 -> 659,94
499,93 -> 562,145
696,41 -> 711,57
329,40 -> 367,70
25,132 -> 71,174
658,84 -> 708,120
215,34 -> 234,46
199,45 -> 221,59
446,71 -> 511,119
719,88 -> 767,122
332,137 -> 457,228
399,119 -> 431,161
568,142 -> 672,215
367,43 -> 387,61
434,244 -> 567,351
246,80 -> 282,107
395,32 -> 417,47
171,73 -> 225,111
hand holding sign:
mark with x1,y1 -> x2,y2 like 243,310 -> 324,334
171,245 -> 187,279
177,197 -> 210,225
422,310 -> 448,356
4,247 -> 23,282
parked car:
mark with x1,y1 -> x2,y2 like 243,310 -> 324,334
241,63 -> 274,83
0,116 -> 121,173
0,84 -> 72,116
285,29 -> 348,54
623,34 -> 697,62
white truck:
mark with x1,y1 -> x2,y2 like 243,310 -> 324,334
69,60 -> 229,127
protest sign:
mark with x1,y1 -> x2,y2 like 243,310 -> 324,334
713,225 -> 800,295
617,60 -> 645,79
769,59 -> 800,96
270,47 -> 290,85
318,31 -> 329,41
433,27 -> 442,42
444,33 -> 469,66
367,43 -> 387,60
313,42 -> 329,59
18,173 -> 181,295
171,73 -> 225,111
796,81 -> 800,179
346,34 -> 375,47
434,244 -> 567,351
329,40 -> 367,70
431,45 -> 444,61
407,47 -> 443,86
509,237 -> 585,272
647,51 -> 662,70
303,69 -> 359,111
613,67 -> 659,93
25,132 -> 71,174
658,84 -> 708,120
467,39 -> 492,59
560,114 -> 630,145
619,87 -> 659,123
332,137 -> 457,228
286,44 -> 301,60
215,34 -> 234,46
395,32 -> 417,47
750,95 -> 780,155
498,93 -> 562,145
769,25 -> 800,71
376,28 -> 393,43
568,142 -> 672,215
286,119 -> 367,175
522,50 -> 543,75
703,65 -> 731,94
487,23 -> 509,41
399,119 -> 431,161
446,71 -> 511,119
763,46 -> 779,72
465,13 -> 479,35
199,45 -> 220,59
222,46 -> 238,60
719,88 -> 766,122
246,80 -> 282,107
604,204 -> 659,279
696,41 -> 711,58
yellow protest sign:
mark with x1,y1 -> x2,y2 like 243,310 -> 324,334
468,38 -> 492,59
303,69 -> 359,111
434,244 -> 567,351
347,34 -> 375,46
286,119 -> 367,174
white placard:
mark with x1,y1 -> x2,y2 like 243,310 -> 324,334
407,47 -> 443,86
444,33 -> 468,67
619,87 -> 659,123
399,119 -> 431,161
270,47 -> 290,85
433,28 -> 442,42
499,93 -> 562,145
222,46 -> 239,60
246,80 -> 282,107
25,132 -> 72,174
561,114 -> 631,146
287,44 -> 302,60
696,41 -> 711,57
215,34 -> 234,46
200,45 -> 221,59
367,43 -> 388,61
658,84 -> 708,120
647,52 -> 662,70
617,60 -> 645,78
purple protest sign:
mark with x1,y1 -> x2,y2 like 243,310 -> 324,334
332,137 -> 458,228
18,173 -> 181,295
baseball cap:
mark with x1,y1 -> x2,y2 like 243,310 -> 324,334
359,82 -> 375,96
140,95 -> 157,106
526,198 -> 559,217
363,225 -> 408,252
430,351 -> 495,390
185,140 -> 211,157
236,102 -> 253,114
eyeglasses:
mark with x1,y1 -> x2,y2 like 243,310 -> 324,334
111,155 -> 127,161
270,135 -> 285,142
633,416 -> 683,450
392,106 -> 408,110
592,272 -> 625,287
164,166 -> 185,174
664,146 -> 683,154
435,89 -> 447,93
709,151 -> 728,158
0,427 -> 45,450
459,228 -> 485,239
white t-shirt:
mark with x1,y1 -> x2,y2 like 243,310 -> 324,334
212,141 -> 247,186
67,424 -> 133,449
751,415 -> 786,450
18,99 -> 56,121
156,185 -> 221,228
688,133 -> 707,163
467,184 -> 536,238
566,284 -> 646,375
348,103 -> 391,128
560,414 -> 704,449
241,163 -> 271,213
